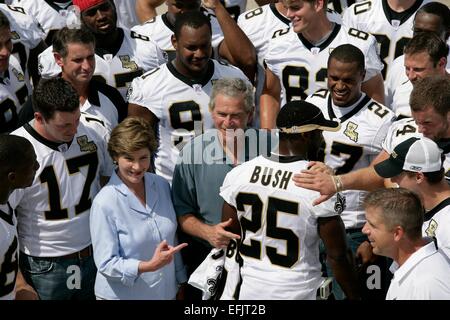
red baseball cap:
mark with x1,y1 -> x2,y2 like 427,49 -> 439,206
72,0 -> 106,12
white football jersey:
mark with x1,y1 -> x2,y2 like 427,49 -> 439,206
391,79 -> 412,118
328,0 -> 364,14
114,0 -> 139,29
385,52 -> 450,108
265,23 -> 383,106
382,118 -> 420,154
382,118 -> 450,182
220,154 -> 345,300
0,3 -> 45,87
238,5 -> 341,126
9,114 -> 114,257
0,203 -> 18,300
80,79 -> 127,132
131,10 -> 224,62
0,55 -> 29,133
238,3 -> 291,127
127,60 -> 248,183
238,4 -> 291,66
11,0 -> 72,44
307,90 -> 394,228
342,0 -> 431,79
423,198 -> 450,258
38,28 -> 167,99
222,0 -> 247,20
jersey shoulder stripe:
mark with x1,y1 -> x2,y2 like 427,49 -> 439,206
89,79 -> 127,122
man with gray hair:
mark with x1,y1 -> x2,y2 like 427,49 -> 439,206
172,77 -> 271,300
128,10 -> 249,184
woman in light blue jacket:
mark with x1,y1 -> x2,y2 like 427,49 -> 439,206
90,117 -> 187,300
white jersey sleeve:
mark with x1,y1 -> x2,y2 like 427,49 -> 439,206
0,55 -> 29,133
131,15 -> 174,59
0,203 -> 18,300
238,4 -> 287,62
381,118 -> 419,154
391,80 -> 413,118
129,28 -> 167,72
114,0 -> 139,29
127,66 -> 165,118
38,29 -> 166,99
201,8 -> 225,49
337,25 -> 383,82
37,45 -> 58,78
342,0 -> 429,79
384,55 -> 407,108
0,4 -> 45,49
222,0 -> 247,19
357,30 -> 384,81
11,0 -> 71,44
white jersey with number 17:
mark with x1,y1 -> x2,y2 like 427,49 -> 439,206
9,114 -> 113,257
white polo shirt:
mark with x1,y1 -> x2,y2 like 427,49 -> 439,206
386,240 -> 450,300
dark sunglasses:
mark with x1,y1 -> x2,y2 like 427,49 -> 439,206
83,1 -> 112,17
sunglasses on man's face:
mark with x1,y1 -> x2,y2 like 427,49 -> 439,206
83,1 -> 112,17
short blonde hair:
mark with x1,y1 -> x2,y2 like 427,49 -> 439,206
108,117 -> 158,160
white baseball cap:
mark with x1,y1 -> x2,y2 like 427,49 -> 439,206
375,137 -> 443,178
